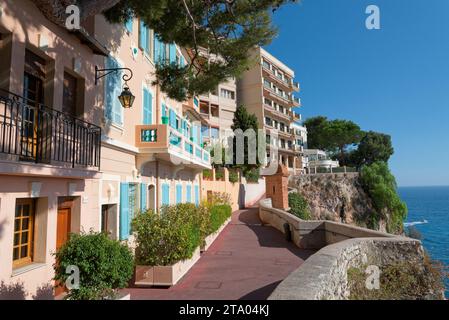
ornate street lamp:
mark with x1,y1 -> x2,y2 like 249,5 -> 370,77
95,66 -> 135,109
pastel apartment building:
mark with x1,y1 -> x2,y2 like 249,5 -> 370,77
0,0 -> 211,297
236,47 -> 302,174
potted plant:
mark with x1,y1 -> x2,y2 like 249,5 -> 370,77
133,204 -> 209,286
53,232 -> 134,300
161,116 -> 169,124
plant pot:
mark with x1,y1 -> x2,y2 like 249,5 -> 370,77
134,247 -> 201,287
201,217 -> 231,252
161,116 -> 169,125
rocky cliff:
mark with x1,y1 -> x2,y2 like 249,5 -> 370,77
290,173 -> 388,233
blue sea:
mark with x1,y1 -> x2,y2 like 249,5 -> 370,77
399,186 -> 449,298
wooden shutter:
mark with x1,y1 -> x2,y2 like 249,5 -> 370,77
186,185 -> 192,203
194,185 -> 200,206
143,88 -> 152,124
176,184 -> 182,204
119,183 -> 130,240
162,183 -> 170,205
140,183 -> 147,211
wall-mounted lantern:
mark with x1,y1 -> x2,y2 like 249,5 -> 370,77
95,65 -> 135,109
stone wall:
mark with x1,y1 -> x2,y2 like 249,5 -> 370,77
290,173 -> 388,232
259,199 -> 427,300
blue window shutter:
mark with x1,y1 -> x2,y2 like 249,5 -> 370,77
162,183 -> 170,205
119,183 -> 130,240
125,19 -> 133,33
105,57 -> 123,125
143,88 -> 152,124
154,35 -> 162,64
140,183 -> 147,211
139,21 -> 148,52
180,56 -> 185,67
169,109 -> 177,129
194,185 -> 200,206
176,184 -> 182,204
169,44 -> 176,64
192,125 -> 198,144
186,185 -> 192,203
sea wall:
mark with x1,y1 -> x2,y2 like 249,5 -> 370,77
259,198 -> 427,300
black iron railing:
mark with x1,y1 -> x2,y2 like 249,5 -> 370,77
0,89 -> 101,169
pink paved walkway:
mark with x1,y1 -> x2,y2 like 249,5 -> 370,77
125,208 -> 315,300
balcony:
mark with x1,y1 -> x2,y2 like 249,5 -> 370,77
263,104 -> 291,122
0,89 -> 101,176
292,82 -> 300,92
292,96 -> 301,107
135,124 -> 211,169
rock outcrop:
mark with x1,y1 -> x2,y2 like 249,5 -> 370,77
290,173 -> 388,232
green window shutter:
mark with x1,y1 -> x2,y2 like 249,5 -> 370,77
140,183 -> 147,211
143,88 -> 152,124
119,183 -> 130,240
176,184 -> 182,204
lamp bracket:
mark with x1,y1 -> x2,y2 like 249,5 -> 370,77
95,66 -> 134,85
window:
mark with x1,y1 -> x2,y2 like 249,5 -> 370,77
262,60 -> 271,70
143,87 -> 153,124
263,79 -> 271,89
125,19 -> 133,33
63,72 -> 78,116
264,98 -> 272,106
139,20 -> 153,58
220,89 -> 235,100
13,199 -> 35,268
210,127 -> 219,139
162,183 -> 170,205
176,184 -> 182,204
105,57 -> 124,125
265,117 -> 272,126
210,104 -> 219,117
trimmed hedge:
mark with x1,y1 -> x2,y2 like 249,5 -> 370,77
132,204 -> 209,266
209,204 -> 232,234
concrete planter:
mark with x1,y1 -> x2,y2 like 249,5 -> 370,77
201,217 -> 231,252
134,247 -> 201,287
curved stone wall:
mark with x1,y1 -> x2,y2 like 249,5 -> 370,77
259,198 -> 424,300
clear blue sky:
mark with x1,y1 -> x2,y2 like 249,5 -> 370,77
265,0 -> 449,187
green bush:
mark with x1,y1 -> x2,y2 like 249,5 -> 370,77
348,255 -> 446,300
53,232 -> 134,300
203,169 -> 213,180
244,167 -> 260,183
209,204 -> 232,234
215,169 -> 225,180
132,204 -> 209,266
359,162 -> 407,234
228,169 -> 239,184
288,192 -> 311,220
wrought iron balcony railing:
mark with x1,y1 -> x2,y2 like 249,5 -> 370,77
0,89 -> 101,169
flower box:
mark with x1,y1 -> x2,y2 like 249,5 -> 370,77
201,217 -> 231,252
134,247 -> 201,287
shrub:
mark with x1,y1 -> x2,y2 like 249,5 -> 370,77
405,225 -> 423,240
203,169 -> 213,180
206,192 -> 231,209
132,204 -> 209,266
359,162 -> 407,234
209,204 -> 232,234
244,167 -> 260,183
288,192 -> 311,220
348,254 -> 446,300
228,169 -> 239,184
215,168 -> 225,181
53,232 -> 134,300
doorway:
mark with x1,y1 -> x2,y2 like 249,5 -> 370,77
148,185 -> 156,210
55,198 -> 73,296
